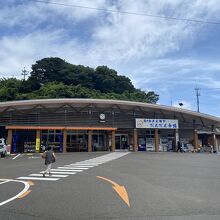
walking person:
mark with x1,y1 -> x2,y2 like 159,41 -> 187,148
42,146 -> 56,177
177,141 -> 182,152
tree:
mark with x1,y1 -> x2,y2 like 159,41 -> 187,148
0,57 -> 159,104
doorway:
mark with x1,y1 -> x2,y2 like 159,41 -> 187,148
115,134 -> 128,150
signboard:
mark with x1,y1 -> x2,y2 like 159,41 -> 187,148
36,137 -> 40,152
136,118 -> 178,129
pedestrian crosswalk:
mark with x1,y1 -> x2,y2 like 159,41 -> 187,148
17,152 -> 130,182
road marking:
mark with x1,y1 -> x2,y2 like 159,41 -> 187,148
97,176 -> 130,208
57,167 -> 87,170
29,174 -> 69,178
58,167 -> 89,170
17,177 -> 59,181
40,171 -> 77,174
0,179 -> 31,207
51,168 -> 86,172
28,156 -> 40,159
65,165 -> 95,167
75,161 -> 102,165
12,154 -> 21,160
0,180 -> 10,185
27,181 -> 34,186
18,190 -> 32,199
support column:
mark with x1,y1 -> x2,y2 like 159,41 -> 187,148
88,130 -> 92,152
63,130 -> 67,153
193,130 -> 198,151
7,129 -> 12,153
133,129 -> 138,152
154,129 -> 159,152
212,133 -> 217,152
36,130 -> 40,153
175,129 -> 179,152
111,130 -> 115,152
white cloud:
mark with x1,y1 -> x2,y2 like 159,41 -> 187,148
1,0 -> 220,83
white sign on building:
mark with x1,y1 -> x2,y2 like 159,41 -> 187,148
136,118 -> 179,129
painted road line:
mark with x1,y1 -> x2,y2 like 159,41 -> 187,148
17,177 -> 59,181
18,190 -> 32,199
55,168 -> 83,172
0,180 -> 10,185
66,165 -> 95,167
29,174 -> 69,178
0,179 -> 30,207
97,176 -> 130,207
51,168 -> 85,172
40,171 -> 77,174
50,170 -> 83,172
74,161 -> 102,164
75,162 -> 101,164
12,154 -> 21,160
58,167 -> 89,170
28,156 -> 40,159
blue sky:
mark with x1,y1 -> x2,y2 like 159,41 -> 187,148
1,0 -> 220,117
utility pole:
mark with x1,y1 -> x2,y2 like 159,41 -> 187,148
21,67 -> 28,81
195,87 -> 200,112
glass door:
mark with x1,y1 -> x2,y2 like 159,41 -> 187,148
115,135 -> 128,150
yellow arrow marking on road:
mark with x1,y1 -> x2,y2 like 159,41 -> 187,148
96,176 -> 130,207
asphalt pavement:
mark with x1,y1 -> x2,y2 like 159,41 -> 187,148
1,152 -> 220,220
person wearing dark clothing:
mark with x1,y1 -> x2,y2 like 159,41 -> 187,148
42,146 -> 56,177
177,141 -> 182,152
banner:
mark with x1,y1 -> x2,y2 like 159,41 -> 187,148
36,137 -> 40,152
136,118 -> 178,129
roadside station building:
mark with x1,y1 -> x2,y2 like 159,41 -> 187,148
0,98 -> 220,153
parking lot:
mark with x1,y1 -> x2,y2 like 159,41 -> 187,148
1,152 -> 220,220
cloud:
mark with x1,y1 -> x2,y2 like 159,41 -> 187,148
1,0 -> 220,82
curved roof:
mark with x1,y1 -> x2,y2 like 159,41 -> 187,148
0,98 -> 220,125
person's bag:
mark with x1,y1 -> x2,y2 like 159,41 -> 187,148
41,152 -> 46,159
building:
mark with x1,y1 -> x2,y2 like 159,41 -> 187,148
0,98 -> 220,153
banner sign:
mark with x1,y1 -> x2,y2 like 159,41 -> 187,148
36,137 -> 40,152
136,118 -> 179,129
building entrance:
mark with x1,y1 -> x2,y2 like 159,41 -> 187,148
115,134 -> 128,150
92,130 -> 108,151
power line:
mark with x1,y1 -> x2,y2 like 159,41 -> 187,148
29,0 -> 220,25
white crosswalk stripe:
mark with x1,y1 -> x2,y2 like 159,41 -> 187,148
57,167 -> 84,171
29,174 -> 68,178
16,152 -> 130,183
51,167 -> 89,170
65,165 -> 95,167
40,171 -> 77,174
51,168 -> 84,172
17,177 -> 59,181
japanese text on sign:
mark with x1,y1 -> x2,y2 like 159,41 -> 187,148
136,118 -> 178,129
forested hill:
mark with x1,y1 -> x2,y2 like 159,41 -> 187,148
0,57 -> 159,103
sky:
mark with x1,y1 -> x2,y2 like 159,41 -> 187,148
1,0 -> 220,117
